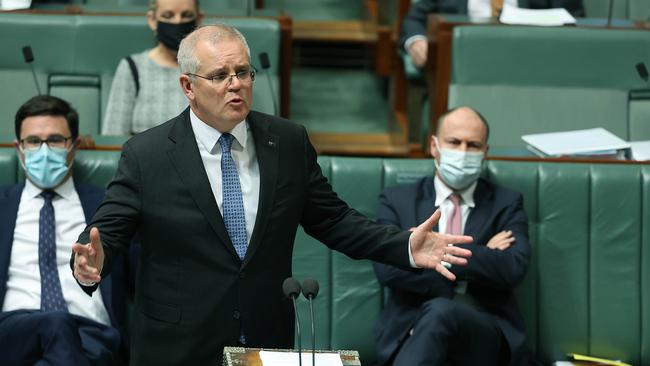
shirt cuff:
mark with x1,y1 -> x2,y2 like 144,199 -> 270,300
404,34 -> 427,53
408,232 -> 419,268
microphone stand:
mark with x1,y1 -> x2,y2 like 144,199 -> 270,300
307,294 -> 316,366
291,296 -> 303,366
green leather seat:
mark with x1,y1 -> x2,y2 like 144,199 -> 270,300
448,25 -> 650,150
0,13 -> 282,137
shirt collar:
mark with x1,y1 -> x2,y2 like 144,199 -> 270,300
433,175 -> 477,208
189,108 -> 248,153
24,176 -> 76,201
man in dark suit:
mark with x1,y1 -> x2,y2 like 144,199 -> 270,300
71,24 -> 473,365
401,0 -> 585,67
0,95 -> 131,365
373,106 -> 530,366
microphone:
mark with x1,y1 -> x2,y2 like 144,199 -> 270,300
636,62 -> 649,88
301,278 -> 320,366
22,46 -> 42,95
258,52 -> 278,116
283,277 -> 303,366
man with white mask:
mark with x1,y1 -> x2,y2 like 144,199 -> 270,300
0,95 -> 132,365
373,106 -> 532,366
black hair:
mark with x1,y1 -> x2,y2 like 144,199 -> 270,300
435,106 -> 490,142
14,95 -> 79,140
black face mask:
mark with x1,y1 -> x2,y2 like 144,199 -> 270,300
156,19 -> 196,51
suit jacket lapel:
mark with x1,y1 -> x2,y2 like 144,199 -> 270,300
464,179 -> 493,240
243,112 -> 279,267
166,109 -> 238,259
417,177 -> 439,232
0,184 -> 23,305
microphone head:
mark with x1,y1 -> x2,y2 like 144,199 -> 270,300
301,278 -> 320,299
258,52 -> 271,70
282,277 -> 301,299
22,46 -> 34,63
636,62 -> 649,81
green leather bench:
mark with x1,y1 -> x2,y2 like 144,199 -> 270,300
1,147 -> 648,365
447,25 -> 650,150
0,13 -> 283,137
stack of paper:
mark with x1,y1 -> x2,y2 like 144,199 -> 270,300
499,4 -> 577,26
521,128 -> 631,159
1,0 -> 31,10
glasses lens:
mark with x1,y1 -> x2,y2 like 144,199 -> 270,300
22,137 -> 42,150
47,135 -> 68,148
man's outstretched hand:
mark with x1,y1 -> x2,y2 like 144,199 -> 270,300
72,227 -> 104,285
410,209 -> 473,280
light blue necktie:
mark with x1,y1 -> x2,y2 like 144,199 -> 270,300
219,133 -> 248,260
39,190 -> 67,312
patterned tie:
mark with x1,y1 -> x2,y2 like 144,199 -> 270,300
39,190 -> 67,312
219,133 -> 248,260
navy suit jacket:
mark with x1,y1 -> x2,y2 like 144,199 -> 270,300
400,0 -> 585,48
0,181 -> 130,343
373,177 -> 530,365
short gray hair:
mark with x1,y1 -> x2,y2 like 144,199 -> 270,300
177,24 -> 251,76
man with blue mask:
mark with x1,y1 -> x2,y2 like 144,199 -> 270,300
0,95 -> 132,365
373,106 -> 532,366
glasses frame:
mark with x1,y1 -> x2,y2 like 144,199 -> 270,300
19,135 -> 73,150
186,67 -> 256,87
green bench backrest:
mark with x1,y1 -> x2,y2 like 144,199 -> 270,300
1,147 -> 648,365
0,13 -> 281,137
448,25 -> 650,149
585,0 -> 650,21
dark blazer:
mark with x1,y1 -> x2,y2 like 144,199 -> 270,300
0,182 -> 130,338
77,108 -> 412,365
400,0 -> 585,48
373,177 -> 530,365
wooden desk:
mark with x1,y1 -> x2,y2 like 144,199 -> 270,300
222,347 -> 361,366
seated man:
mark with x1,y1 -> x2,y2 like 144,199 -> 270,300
401,0 -> 585,67
0,96 -> 132,365
373,106 -> 530,366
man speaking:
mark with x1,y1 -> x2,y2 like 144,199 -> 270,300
72,24 -> 472,365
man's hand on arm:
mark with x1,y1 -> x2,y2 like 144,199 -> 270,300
486,230 -> 515,251
409,209 -> 473,281
408,38 -> 428,68
71,227 -> 105,286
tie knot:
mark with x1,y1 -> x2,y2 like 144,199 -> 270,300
449,194 -> 461,205
40,190 -> 57,202
218,133 -> 234,152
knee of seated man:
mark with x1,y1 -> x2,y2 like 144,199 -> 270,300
419,297 -> 458,323
39,311 -> 78,335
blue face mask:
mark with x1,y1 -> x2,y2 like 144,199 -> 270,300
435,147 -> 484,190
21,144 -> 71,189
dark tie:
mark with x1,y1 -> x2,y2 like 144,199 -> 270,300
39,190 -> 67,312
219,133 -> 248,260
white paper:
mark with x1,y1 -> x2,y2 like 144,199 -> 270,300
630,140 -> 650,161
1,0 -> 31,10
521,128 -> 631,156
499,4 -> 576,26
259,350 -> 344,366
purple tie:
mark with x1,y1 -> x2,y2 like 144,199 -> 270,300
447,194 -> 462,235
39,190 -> 67,312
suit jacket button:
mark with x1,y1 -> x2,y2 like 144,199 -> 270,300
233,311 -> 241,319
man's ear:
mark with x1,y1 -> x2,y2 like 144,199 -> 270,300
179,75 -> 194,100
430,135 -> 440,160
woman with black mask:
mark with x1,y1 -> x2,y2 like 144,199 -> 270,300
102,0 -> 203,136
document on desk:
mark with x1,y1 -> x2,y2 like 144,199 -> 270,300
499,4 -> 576,26
521,128 -> 631,157
630,140 -> 650,161
259,350 -> 344,366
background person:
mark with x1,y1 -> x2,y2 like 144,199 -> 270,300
102,0 -> 203,135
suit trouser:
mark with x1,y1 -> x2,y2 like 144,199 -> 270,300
0,309 -> 121,366
392,297 -> 506,366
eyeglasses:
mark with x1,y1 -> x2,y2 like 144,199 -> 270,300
186,68 -> 256,86
20,135 -> 72,150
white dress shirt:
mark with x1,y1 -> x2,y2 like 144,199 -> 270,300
434,175 -> 477,234
189,109 -> 260,245
2,178 -> 110,326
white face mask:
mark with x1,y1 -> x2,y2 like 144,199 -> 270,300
435,147 -> 484,190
